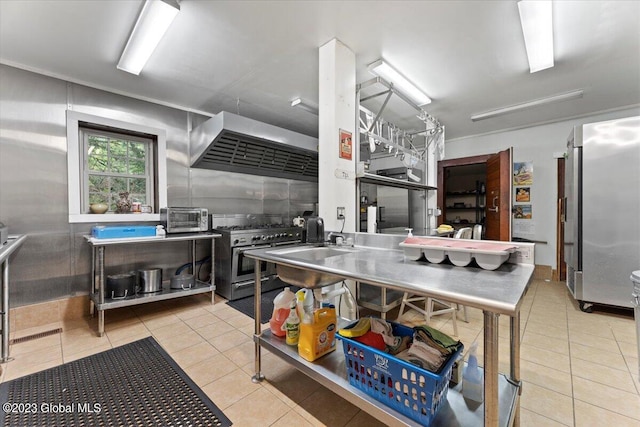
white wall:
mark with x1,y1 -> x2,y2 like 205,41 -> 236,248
318,39 -> 357,233
444,106 -> 639,269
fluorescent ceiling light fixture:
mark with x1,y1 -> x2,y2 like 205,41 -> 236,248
367,59 -> 431,106
471,89 -> 583,121
117,0 -> 180,75
518,0 -> 554,73
291,98 -> 319,115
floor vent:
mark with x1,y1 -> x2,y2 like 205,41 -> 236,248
10,328 -> 63,345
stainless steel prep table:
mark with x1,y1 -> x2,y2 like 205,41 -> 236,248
245,244 -> 534,427
0,235 -> 27,363
85,232 -> 220,336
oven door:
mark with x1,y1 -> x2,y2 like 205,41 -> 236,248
231,244 -> 275,285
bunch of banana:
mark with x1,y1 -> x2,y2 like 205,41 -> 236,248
437,224 -> 454,233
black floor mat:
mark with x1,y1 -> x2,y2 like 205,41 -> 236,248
227,286 -> 300,324
0,337 -> 232,427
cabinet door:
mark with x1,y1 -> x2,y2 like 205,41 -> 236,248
484,149 -> 511,241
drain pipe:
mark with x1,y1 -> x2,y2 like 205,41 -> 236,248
314,285 -> 356,320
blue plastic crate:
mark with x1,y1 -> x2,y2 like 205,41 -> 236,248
338,320 -> 462,426
91,225 -> 157,239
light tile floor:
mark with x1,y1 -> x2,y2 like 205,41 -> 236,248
1,279 -> 638,426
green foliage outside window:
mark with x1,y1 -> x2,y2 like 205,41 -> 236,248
86,134 -> 149,212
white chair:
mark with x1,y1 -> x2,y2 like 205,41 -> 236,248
398,229 -> 469,335
473,224 -> 483,240
454,227 -> 472,239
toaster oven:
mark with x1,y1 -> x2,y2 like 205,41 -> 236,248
160,207 -> 209,233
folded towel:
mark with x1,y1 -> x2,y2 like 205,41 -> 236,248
370,318 -> 401,348
413,325 -> 462,355
395,342 -> 447,372
387,335 -> 411,356
408,341 -> 447,372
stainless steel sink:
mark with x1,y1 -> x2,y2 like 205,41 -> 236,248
267,245 -> 357,288
269,246 -> 356,261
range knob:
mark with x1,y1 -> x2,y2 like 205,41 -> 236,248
261,235 -> 266,241
233,239 -> 240,245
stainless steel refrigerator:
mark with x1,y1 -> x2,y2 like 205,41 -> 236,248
564,116 -> 640,311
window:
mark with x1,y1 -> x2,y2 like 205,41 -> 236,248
81,128 -> 155,212
67,111 -> 167,223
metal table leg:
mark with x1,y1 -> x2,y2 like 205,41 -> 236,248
90,246 -> 95,316
210,239 -> 215,304
1,260 -> 10,363
483,311 -> 499,426
510,312 -> 522,427
191,240 -> 197,279
252,260 -> 264,383
98,246 -> 105,337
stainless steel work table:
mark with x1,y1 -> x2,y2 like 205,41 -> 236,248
0,234 -> 27,363
245,244 -> 534,427
85,232 -> 221,336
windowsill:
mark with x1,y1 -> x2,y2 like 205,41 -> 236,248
69,213 -> 160,224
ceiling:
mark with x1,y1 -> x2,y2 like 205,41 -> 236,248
1,1 -> 639,142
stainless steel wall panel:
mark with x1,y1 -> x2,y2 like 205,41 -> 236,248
263,178 -> 289,216
263,178 -> 288,201
10,277 -> 74,306
289,180 -> 318,201
191,169 -> 264,199
0,65 -> 317,307
289,180 -> 318,217
8,234 -> 72,282
191,168 -> 266,214
0,65 -> 69,234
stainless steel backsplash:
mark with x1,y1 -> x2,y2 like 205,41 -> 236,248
0,64 -> 318,307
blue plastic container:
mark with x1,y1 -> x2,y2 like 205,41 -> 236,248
338,320 -> 462,426
91,225 -> 157,239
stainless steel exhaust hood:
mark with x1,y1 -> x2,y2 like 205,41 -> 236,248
190,112 -> 318,182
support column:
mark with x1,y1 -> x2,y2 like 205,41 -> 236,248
318,39 -> 356,233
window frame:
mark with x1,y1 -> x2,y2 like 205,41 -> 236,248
66,110 -> 167,223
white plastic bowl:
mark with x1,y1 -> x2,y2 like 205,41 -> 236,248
474,253 -> 510,270
403,247 -> 423,261
424,249 -> 446,264
447,251 -> 473,267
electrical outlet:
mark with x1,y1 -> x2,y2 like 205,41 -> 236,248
337,207 -> 345,219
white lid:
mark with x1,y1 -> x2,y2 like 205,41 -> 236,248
631,270 -> 640,282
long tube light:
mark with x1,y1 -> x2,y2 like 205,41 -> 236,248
518,0 -> 554,73
367,59 -> 431,106
117,0 -> 180,75
470,89 -> 584,121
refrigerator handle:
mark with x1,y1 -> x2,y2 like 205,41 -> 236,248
562,197 -> 567,222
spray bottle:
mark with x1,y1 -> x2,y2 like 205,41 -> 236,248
296,289 -> 314,324
283,299 -> 300,346
462,341 -> 484,402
